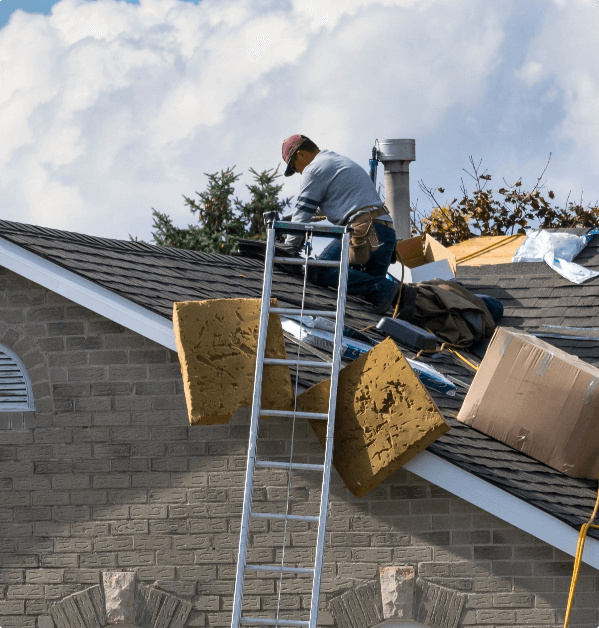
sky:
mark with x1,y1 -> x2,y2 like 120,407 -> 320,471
1,0 -> 599,242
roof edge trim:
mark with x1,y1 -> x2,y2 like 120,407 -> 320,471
0,236 -> 176,351
406,451 -> 599,569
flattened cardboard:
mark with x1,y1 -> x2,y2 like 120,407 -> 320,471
388,258 -> 455,284
174,298 -> 294,426
457,327 -> 599,478
393,235 -> 456,283
297,338 -> 449,498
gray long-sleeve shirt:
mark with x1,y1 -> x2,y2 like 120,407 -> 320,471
286,149 -> 389,246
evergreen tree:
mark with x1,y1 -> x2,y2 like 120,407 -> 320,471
147,166 -> 292,254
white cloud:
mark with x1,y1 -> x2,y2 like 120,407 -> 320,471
0,0 -> 514,240
514,0 -> 599,204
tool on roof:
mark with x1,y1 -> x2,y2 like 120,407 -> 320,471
231,219 -> 351,628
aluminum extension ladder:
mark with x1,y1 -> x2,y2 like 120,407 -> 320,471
231,220 -> 351,628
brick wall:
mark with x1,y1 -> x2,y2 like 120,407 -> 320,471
0,267 -> 598,628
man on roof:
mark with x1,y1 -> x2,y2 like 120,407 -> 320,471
281,134 -> 399,314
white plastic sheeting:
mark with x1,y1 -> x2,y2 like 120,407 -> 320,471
513,230 -> 599,284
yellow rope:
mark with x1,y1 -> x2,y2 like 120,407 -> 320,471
445,347 -> 479,372
563,483 -> 599,628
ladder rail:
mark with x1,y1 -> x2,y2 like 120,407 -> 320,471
309,231 -> 350,628
232,225 -> 351,628
231,229 -> 277,628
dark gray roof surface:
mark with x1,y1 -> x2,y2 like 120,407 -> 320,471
1,219 -> 598,536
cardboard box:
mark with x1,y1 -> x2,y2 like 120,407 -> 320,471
173,298 -> 294,426
390,235 -> 456,284
457,327 -> 599,478
297,337 -> 449,498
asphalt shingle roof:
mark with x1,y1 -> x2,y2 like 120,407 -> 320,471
1,219 -> 599,536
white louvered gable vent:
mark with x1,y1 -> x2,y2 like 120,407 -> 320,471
0,345 -> 34,411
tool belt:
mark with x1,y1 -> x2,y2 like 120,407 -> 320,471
346,206 -> 392,265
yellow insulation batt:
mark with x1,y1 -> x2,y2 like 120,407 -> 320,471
297,337 -> 449,498
173,298 -> 294,425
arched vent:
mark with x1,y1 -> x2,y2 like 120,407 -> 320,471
0,345 -> 34,411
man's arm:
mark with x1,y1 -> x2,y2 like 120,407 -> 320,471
285,173 -> 323,248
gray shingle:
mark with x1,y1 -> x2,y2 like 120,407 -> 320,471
1,219 -> 599,537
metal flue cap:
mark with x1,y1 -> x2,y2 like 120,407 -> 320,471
377,139 -> 416,162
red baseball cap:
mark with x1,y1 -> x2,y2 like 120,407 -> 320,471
282,134 -> 309,176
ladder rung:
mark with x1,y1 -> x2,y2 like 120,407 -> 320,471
269,308 -> 336,317
255,460 -> 324,472
250,512 -> 319,523
241,618 -> 309,627
263,359 -> 332,369
246,564 -> 314,575
273,257 -> 341,267
260,409 -> 328,421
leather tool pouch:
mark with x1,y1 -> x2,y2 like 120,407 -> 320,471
348,213 -> 381,265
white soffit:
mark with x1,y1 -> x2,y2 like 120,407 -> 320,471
406,451 -> 599,570
0,234 -> 594,567
0,236 -> 177,351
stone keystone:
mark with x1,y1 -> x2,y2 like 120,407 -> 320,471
379,565 -> 415,620
103,571 -> 136,624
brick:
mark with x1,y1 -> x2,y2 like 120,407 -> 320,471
92,474 -> 131,489
492,561 -> 532,576
63,570 -> 101,584
31,491 -> 69,506
453,530 -> 491,544
47,322 -> 85,335
89,350 -> 128,365
7,584 -> 45,598
0,599 -> 25,614
134,536 -> 172,551
0,570 -> 24,584
134,381 -> 175,396
493,593 -> 533,608
65,336 -> 103,350
129,349 -> 170,364
516,608 -> 556,623
475,609 -> 515,624
67,366 -> 106,380
79,553 -> 117,567
41,554 -> 79,568
15,507 -> 52,521
52,475 -> 90,490
55,539 -> 93,553
25,570 -> 63,584
71,522 -> 110,537
69,490 -> 108,505
53,383 -> 90,397
473,545 -> 512,560
94,536 -> 133,551
91,382 -> 132,396
112,521 -> 149,535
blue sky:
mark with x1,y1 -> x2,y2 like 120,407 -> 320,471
1,0 -> 599,241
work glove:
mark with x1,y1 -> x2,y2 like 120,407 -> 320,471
275,243 -> 303,258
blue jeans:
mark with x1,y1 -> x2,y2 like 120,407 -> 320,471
309,222 -> 397,306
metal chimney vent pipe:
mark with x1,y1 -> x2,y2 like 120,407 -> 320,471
377,139 -> 416,240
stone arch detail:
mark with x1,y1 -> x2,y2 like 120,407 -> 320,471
328,566 -> 467,628
48,572 -> 192,628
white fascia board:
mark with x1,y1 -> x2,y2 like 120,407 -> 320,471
0,236 -> 177,351
405,450 -> 599,570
